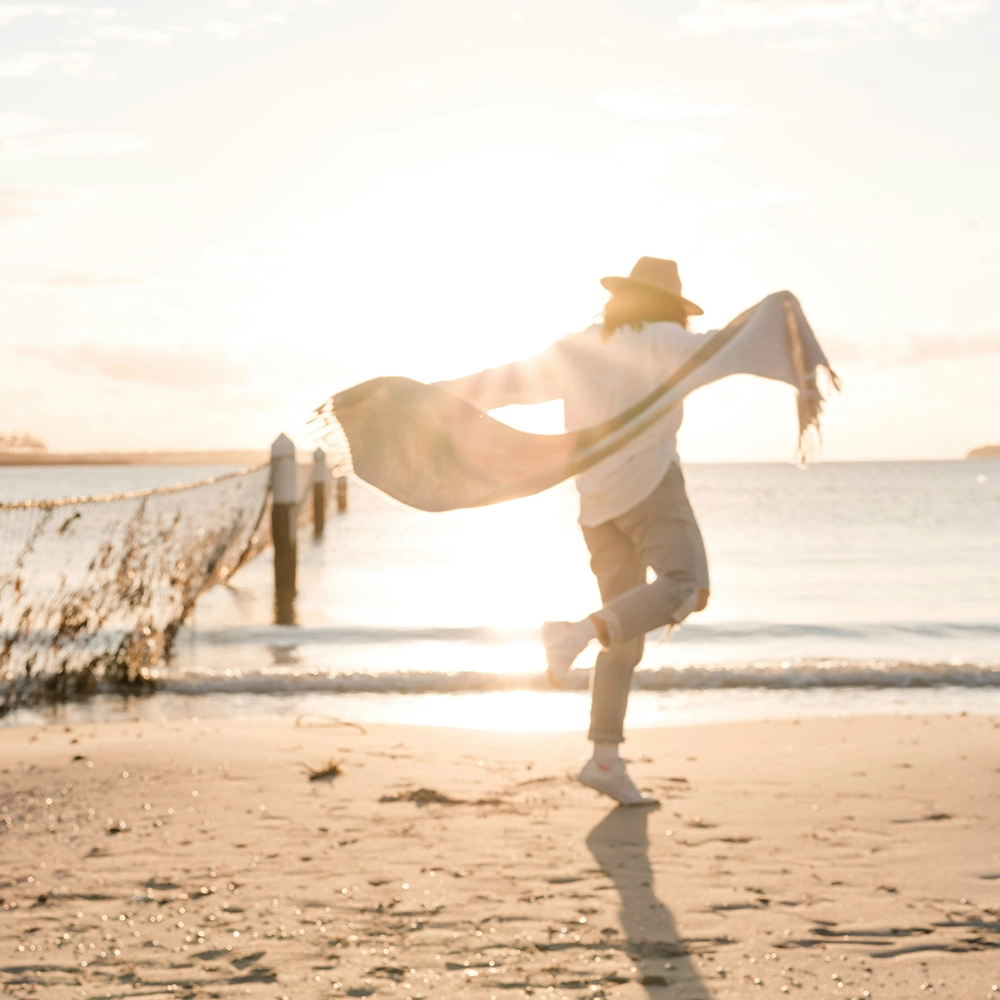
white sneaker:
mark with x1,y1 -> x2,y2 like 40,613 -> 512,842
578,758 -> 658,806
541,621 -> 591,687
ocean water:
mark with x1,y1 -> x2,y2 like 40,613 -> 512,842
2,460 -> 999,730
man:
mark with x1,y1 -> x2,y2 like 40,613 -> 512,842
437,257 -> 711,806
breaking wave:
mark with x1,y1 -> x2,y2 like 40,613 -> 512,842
185,619 -> 1000,648
157,657 -> 1000,697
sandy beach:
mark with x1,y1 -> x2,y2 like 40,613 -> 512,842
2,713 -> 999,999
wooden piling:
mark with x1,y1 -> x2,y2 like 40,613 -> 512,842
270,433 -> 297,625
336,475 -> 348,512
312,447 -> 327,539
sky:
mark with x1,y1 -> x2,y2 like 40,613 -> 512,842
1,0 -> 998,460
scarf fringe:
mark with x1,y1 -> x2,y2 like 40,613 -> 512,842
784,294 -> 841,466
308,398 -> 355,477
795,365 -> 841,466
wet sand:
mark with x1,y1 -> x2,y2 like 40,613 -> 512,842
2,713 -> 999,999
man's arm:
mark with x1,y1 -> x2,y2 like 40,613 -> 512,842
654,324 -> 712,369
434,341 -> 564,411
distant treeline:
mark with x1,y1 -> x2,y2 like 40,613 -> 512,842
968,444 -> 1000,458
0,433 -> 46,454
0,450 -> 269,467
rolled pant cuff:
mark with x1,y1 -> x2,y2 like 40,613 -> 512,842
587,731 -> 624,744
592,608 -> 624,647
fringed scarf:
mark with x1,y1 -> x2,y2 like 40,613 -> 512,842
311,291 -> 839,512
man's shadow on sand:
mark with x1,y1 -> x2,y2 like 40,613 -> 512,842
587,804 -> 713,999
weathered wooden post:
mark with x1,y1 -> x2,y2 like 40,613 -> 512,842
336,475 -> 348,513
312,447 -> 327,539
270,433 -> 297,625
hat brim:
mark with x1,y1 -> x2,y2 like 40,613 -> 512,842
600,276 -> 704,317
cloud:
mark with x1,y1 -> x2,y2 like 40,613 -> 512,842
819,330 -> 1000,367
93,24 -> 173,47
200,19 -> 246,40
0,184 -> 60,224
901,331 -> 1000,364
697,185 -> 805,211
0,131 -> 148,159
0,1 -> 300,78
32,272 -> 142,287
20,341 -> 249,390
201,11 -> 289,40
676,0 -> 989,36
0,4 -> 67,28
0,50 -> 91,76
814,330 -> 866,364
596,87 -> 737,121
0,113 -> 147,160
0,112 -> 47,139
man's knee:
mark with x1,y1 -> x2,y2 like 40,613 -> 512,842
624,639 -> 644,669
669,585 -> 709,624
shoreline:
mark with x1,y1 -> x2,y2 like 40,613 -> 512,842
6,683 -> 1000,734
2,455 -> 994,470
3,713 -> 999,998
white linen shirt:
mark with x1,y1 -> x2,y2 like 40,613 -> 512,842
436,321 -> 707,527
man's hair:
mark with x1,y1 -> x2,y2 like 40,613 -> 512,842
602,287 -> 689,341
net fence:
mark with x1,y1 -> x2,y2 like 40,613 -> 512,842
0,465 -> 271,715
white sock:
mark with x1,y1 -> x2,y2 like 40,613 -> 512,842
592,743 -> 621,766
571,618 -> 599,642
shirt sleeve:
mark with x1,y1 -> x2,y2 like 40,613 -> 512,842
654,325 -> 711,372
434,340 -> 565,411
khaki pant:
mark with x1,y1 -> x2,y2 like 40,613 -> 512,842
582,463 -> 709,744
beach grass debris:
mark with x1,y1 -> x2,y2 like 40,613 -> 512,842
379,787 -> 505,807
890,812 -> 952,824
685,816 -> 717,828
640,974 -> 670,986
380,787 -> 461,805
143,877 -> 180,890
302,759 -> 343,782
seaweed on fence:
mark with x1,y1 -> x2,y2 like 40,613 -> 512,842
0,466 -> 271,715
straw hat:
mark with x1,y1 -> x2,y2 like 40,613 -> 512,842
600,257 -> 703,316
